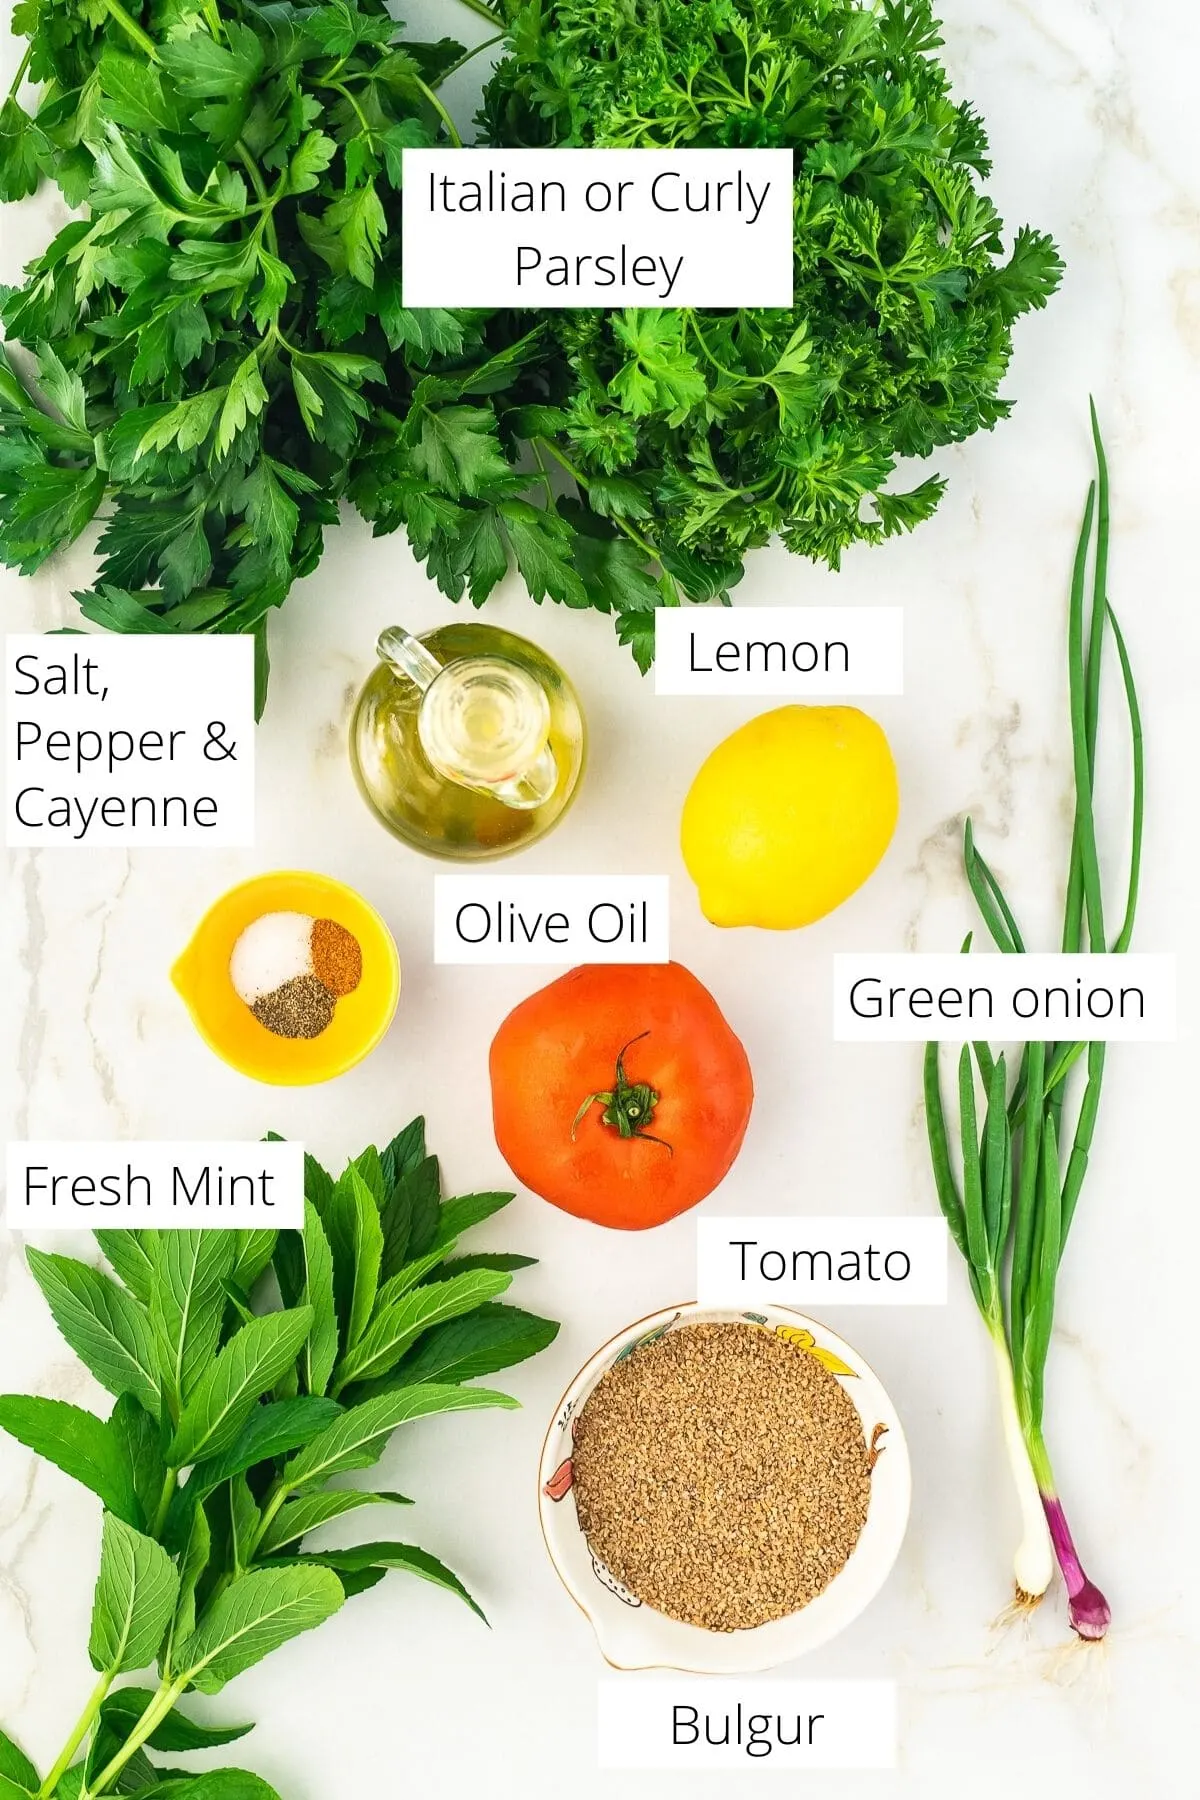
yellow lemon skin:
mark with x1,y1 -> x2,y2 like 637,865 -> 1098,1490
681,705 -> 900,930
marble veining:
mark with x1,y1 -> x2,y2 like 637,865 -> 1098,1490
2,1 -> 1197,1794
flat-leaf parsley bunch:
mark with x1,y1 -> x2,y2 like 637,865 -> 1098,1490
0,0 -> 535,707
0,1118 -> 558,1800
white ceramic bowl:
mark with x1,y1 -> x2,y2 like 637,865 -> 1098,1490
538,1301 -> 910,1673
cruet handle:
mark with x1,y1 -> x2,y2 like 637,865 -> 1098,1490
376,626 -> 558,813
377,626 -> 444,692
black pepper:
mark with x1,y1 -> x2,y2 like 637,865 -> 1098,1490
252,974 -> 336,1040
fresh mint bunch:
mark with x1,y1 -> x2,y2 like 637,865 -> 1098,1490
0,1118 -> 558,1799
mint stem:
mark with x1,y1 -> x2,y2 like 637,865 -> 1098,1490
151,1468 -> 178,1538
38,1673 -> 112,1799
85,1679 -> 184,1798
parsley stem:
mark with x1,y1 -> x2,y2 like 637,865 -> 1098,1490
236,141 -> 278,255
100,0 -> 161,62
5,43 -> 32,104
685,313 -> 757,385
534,434 -> 676,592
266,321 -> 301,359
322,81 -> 373,144
532,436 -> 587,489
528,438 -> 557,512
455,0 -> 504,23
413,76 -> 463,148
441,32 -> 507,81
200,0 -> 225,45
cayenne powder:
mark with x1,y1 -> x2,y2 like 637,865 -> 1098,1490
571,1321 -> 870,1632
310,917 -> 363,997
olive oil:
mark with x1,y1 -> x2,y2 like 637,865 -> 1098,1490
350,622 -> 586,860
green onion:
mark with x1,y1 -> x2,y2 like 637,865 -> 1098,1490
925,411 -> 1142,1637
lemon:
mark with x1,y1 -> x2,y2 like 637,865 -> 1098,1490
681,705 -> 900,929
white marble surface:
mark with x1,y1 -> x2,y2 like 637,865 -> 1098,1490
2,1 -> 1198,1794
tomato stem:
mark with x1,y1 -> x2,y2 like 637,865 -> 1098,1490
571,1032 -> 674,1153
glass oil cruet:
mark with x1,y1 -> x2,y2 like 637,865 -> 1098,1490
349,620 -> 587,859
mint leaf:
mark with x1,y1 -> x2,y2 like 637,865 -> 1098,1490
0,1396 -> 141,1526
388,1303 -> 560,1388
281,1384 -> 517,1489
100,1689 -> 253,1754
257,1488 -> 403,1556
298,1203 -> 339,1398
107,1394 -> 167,1531
147,1233 -> 237,1414
324,1169 -> 383,1356
275,1541 -> 484,1621
229,1229 -> 279,1294
0,1727 -> 37,1793
334,1269 -> 513,1389
141,1771 -> 280,1798
186,1396 -> 343,1502
88,1515 -> 179,1675
26,1250 -> 159,1415
434,1191 -> 514,1246
169,1308 -> 314,1469
350,1145 -> 385,1206
95,1230 -> 154,1304
380,1153 -> 439,1276
379,1119 -> 426,1197
178,1565 -> 343,1694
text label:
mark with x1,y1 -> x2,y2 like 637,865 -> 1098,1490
434,876 -> 669,965
7,1142 -> 304,1230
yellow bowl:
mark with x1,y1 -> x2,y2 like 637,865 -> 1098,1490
171,871 -> 401,1086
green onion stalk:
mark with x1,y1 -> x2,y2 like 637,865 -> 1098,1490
925,409 -> 1143,1638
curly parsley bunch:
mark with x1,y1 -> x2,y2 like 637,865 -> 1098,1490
480,0 -> 1063,666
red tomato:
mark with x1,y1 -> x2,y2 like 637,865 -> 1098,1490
489,962 -> 754,1230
